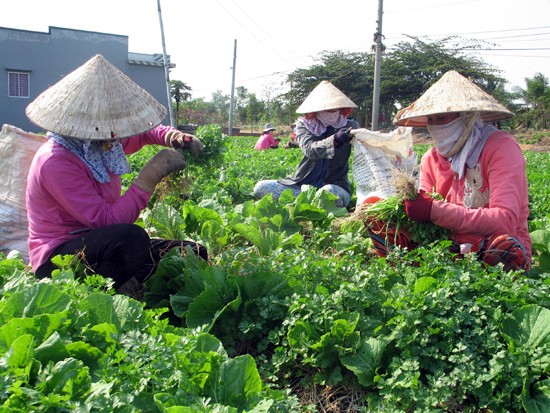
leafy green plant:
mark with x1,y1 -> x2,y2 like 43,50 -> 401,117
530,223 -> 550,273
144,249 -> 296,355
0,257 -> 299,412
3,135 -> 550,412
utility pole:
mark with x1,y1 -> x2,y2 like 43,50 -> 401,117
229,39 -> 237,136
157,0 -> 175,127
371,0 -> 384,131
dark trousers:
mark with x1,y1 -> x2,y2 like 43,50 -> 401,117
35,224 -> 207,288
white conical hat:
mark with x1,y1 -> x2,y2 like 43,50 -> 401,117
296,80 -> 357,114
394,70 -> 513,127
26,54 -> 167,140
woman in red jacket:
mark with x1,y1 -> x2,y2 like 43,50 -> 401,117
368,70 -> 530,272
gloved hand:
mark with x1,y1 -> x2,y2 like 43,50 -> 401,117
334,127 -> 353,144
404,190 -> 434,223
165,130 -> 205,157
133,149 -> 186,193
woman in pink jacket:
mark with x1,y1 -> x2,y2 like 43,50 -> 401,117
370,70 -> 530,272
25,54 -> 206,293
254,123 -> 280,150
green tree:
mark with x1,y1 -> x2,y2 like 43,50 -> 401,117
209,90 -> 230,123
512,73 -> 550,129
245,93 -> 265,131
170,80 -> 192,112
285,37 -> 509,128
178,97 -> 225,126
235,86 -> 250,126
286,51 -> 374,125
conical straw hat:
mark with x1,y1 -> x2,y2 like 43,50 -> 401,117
26,54 -> 167,140
296,80 -> 357,114
394,70 -> 513,127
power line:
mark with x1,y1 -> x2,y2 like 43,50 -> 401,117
213,0 -> 302,69
224,0 -> 310,67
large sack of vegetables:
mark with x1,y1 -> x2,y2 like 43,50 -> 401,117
0,124 -> 47,260
351,126 -> 418,205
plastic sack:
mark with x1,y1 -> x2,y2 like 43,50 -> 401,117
351,127 -> 418,205
0,124 -> 47,259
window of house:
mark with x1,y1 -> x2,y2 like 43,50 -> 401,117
8,72 -> 30,98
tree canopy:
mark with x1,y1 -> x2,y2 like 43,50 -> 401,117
173,37 -> 547,131
284,36 -> 509,128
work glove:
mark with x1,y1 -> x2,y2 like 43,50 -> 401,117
334,127 -> 353,144
133,149 -> 186,194
404,190 -> 434,223
165,130 -> 205,157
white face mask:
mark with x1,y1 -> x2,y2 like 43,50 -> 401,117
427,115 -> 467,156
316,110 -> 342,127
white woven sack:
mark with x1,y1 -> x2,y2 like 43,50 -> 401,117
0,124 -> 47,259
351,127 -> 418,205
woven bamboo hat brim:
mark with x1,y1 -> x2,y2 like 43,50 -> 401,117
394,70 -> 513,127
26,54 -> 167,140
296,80 -> 357,114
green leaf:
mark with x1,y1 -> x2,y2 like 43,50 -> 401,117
233,221 -> 283,256
7,334 -> 34,369
340,337 -> 388,387
288,320 -> 321,349
65,341 -> 103,367
215,355 -> 262,410
531,229 -> 550,255
414,276 -> 438,293
0,313 -> 66,353
34,331 -> 69,365
200,220 -> 228,249
192,333 -> 227,357
522,378 -> 550,413
41,357 -> 91,398
78,293 -> 121,331
237,271 -> 292,302
186,282 -> 242,329
0,283 -> 71,323
112,294 -> 145,330
293,203 -> 327,222
276,189 -> 297,205
184,204 -> 224,234
501,305 -> 550,350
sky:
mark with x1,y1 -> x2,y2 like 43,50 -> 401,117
2,0 -> 549,101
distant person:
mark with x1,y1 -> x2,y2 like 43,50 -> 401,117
24,54 -> 207,296
254,123 -> 280,150
253,80 -> 358,208
367,70 -> 531,272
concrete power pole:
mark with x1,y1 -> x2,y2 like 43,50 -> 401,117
157,0 -> 175,127
371,0 -> 384,131
229,39 -> 237,136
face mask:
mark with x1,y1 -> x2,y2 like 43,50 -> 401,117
427,115 -> 467,157
316,110 -> 342,127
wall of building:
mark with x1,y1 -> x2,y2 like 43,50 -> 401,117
0,26 -> 171,133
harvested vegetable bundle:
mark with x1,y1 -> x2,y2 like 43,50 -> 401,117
360,170 -> 449,245
155,172 -> 193,202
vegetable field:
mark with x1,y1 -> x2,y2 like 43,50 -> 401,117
1,125 -> 549,412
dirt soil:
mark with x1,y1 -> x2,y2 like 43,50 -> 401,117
412,129 -> 550,152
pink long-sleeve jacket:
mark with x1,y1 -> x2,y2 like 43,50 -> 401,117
254,133 -> 279,150
420,130 -> 532,264
26,125 -> 174,271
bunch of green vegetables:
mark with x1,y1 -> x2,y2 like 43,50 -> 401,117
360,170 -> 450,245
